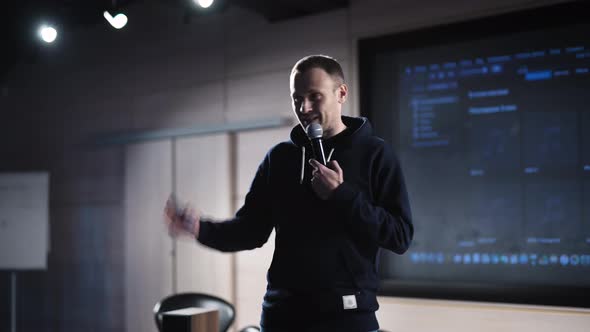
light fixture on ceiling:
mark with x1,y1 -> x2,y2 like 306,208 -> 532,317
194,0 -> 215,9
38,25 -> 57,43
103,11 -> 128,29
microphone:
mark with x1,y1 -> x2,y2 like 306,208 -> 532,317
306,123 -> 327,165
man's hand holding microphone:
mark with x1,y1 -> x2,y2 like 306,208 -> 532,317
309,159 -> 343,200
306,123 -> 343,200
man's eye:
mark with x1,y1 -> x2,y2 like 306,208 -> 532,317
311,93 -> 321,100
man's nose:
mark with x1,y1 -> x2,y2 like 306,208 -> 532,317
299,99 -> 312,113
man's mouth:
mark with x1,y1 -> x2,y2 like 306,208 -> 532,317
301,117 -> 319,125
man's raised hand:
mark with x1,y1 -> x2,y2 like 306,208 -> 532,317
164,194 -> 200,239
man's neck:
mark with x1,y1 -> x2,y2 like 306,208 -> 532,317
323,121 -> 347,139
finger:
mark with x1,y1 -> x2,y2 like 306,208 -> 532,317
311,170 -> 323,182
309,159 -> 330,173
164,206 -> 176,219
166,202 -> 182,220
329,160 -> 343,174
165,199 -> 174,211
166,196 -> 177,211
308,158 -> 320,170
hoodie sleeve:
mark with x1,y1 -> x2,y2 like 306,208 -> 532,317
329,142 -> 413,254
197,153 -> 274,252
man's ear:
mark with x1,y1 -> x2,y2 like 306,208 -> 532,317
338,84 -> 348,104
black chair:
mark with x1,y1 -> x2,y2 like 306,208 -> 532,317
238,326 -> 261,332
153,292 -> 235,332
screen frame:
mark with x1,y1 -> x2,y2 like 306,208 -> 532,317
358,1 -> 590,308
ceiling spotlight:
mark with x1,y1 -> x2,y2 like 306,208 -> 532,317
38,25 -> 57,43
194,0 -> 215,9
103,11 -> 128,29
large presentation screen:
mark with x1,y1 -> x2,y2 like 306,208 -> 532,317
359,2 -> 590,307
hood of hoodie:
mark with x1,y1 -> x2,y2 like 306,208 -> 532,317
289,116 -> 373,148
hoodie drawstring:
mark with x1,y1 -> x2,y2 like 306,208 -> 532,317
326,148 -> 334,163
300,146 -> 306,184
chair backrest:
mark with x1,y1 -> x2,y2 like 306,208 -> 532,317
153,292 -> 235,332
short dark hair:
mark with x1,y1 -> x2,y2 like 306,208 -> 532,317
291,55 -> 345,85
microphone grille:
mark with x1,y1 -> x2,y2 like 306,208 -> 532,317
305,123 -> 323,139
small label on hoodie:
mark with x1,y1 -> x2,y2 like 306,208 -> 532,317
342,295 -> 357,310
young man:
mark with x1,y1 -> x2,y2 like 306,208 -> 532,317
165,55 -> 413,332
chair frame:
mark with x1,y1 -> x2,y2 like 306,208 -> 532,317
153,292 -> 235,332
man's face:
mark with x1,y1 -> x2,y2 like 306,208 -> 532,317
290,67 -> 347,137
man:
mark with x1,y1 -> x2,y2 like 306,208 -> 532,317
165,55 -> 413,332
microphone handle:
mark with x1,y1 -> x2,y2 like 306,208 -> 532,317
312,138 -> 327,165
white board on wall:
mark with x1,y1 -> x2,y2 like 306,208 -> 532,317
0,172 -> 49,270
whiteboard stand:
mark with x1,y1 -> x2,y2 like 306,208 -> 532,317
11,272 -> 16,332
0,172 -> 50,332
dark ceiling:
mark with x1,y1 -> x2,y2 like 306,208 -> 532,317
1,0 -> 349,78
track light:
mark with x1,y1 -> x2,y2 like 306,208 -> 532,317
194,0 -> 214,9
38,25 -> 57,43
103,11 -> 128,29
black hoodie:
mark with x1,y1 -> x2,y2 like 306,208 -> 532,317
198,116 -> 413,331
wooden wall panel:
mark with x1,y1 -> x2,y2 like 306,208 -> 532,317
175,134 -> 233,302
125,141 -> 173,332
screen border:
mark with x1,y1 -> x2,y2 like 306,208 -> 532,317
358,1 -> 590,309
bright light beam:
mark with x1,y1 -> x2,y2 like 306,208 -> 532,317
195,0 -> 214,9
103,11 -> 128,29
38,25 -> 57,43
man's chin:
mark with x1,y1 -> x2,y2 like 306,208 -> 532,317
301,119 -> 320,128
